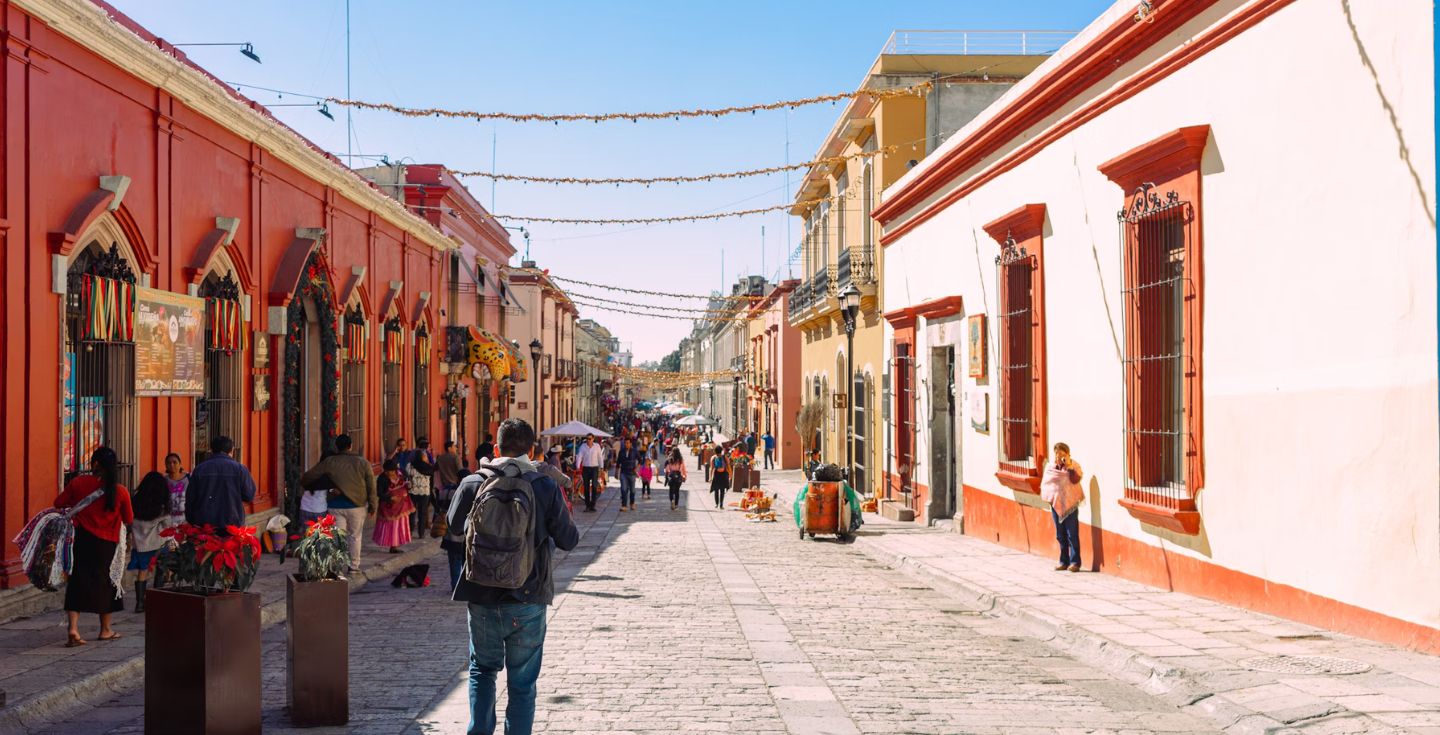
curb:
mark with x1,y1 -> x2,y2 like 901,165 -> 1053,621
0,540 -> 439,735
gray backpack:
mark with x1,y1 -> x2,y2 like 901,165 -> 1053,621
463,465 -> 538,589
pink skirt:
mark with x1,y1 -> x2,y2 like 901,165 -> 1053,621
372,518 -> 412,547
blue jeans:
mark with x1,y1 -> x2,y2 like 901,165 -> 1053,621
1053,508 -> 1082,568
467,602 -> 548,735
619,473 -> 637,506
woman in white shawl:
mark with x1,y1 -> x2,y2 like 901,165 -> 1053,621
1040,442 -> 1085,572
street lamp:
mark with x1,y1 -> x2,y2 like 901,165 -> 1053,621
841,284 -> 862,482
529,338 -> 543,431
733,373 -> 742,437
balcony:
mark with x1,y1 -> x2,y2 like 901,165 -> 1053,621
836,246 -> 877,291
881,30 -> 1076,56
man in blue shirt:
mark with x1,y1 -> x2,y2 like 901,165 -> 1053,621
762,430 -> 776,470
185,435 -> 257,531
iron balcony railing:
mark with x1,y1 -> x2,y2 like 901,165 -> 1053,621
881,30 -> 1077,56
838,248 -> 853,289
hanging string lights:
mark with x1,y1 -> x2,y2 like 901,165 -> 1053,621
494,197 -> 824,226
448,146 -> 895,186
544,274 -> 764,302
324,83 -> 932,125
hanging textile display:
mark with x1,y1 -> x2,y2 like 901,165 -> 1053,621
383,318 -> 404,364
207,297 -> 245,353
344,306 -> 367,362
415,325 -> 431,367
79,275 -> 136,342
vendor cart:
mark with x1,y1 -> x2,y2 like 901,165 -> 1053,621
799,481 -> 852,541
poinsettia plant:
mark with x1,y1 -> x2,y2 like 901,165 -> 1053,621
157,523 -> 263,593
291,515 -> 351,582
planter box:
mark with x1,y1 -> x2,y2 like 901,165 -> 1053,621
286,576 -> 349,727
145,588 -> 261,735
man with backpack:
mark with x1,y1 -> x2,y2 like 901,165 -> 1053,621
446,418 -> 579,735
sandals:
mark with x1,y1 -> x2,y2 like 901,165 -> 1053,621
65,634 -> 86,648
97,631 -> 122,642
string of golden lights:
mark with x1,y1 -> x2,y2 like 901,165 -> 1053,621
449,146 -> 895,186
544,274 -> 765,302
494,197 -> 823,226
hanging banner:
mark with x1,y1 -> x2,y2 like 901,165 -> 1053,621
135,287 -> 205,396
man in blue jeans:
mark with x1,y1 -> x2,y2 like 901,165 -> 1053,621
615,437 -> 642,512
447,419 -> 579,735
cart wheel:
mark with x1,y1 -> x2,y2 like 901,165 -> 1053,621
808,533 -> 816,539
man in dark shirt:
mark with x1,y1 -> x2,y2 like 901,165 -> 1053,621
447,419 -> 578,735
185,435 -> 257,531
475,433 -> 495,464
615,438 -> 643,512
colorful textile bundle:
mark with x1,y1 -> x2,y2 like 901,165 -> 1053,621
415,329 -> 431,366
345,322 -> 367,361
13,508 -> 76,591
79,275 -> 135,342
383,327 -> 404,364
207,297 -> 245,352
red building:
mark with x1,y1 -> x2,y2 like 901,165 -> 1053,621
0,0 -> 509,589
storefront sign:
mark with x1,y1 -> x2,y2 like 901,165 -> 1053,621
253,374 -> 271,411
253,330 -> 269,369
967,314 -> 987,379
135,287 -> 205,396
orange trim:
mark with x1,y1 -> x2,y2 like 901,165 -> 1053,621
1098,125 -> 1211,189
995,466 -> 1040,495
961,485 -> 1440,654
883,295 -> 964,328
877,0 -> 1299,245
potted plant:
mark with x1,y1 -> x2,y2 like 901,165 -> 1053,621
285,515 -> 351,727
147,523 -> 263,734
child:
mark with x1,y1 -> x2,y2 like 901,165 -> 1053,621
373,460 -> 414,554
1040,442 -> 1086,572
128,471 -> 172,612
638,455 -> 654,500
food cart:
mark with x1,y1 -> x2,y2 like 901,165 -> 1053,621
798,481 -> 852,541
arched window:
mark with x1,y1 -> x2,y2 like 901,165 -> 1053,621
196,269 -> 246,467
63,220 -> 139,488
341,300 -> 368,457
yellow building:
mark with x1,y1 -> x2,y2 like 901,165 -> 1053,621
790,32 -> 1055,500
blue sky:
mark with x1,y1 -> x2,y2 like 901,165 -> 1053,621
112,0 -> 1112,361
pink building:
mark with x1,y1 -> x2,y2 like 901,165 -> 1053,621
747,281 -> 803,469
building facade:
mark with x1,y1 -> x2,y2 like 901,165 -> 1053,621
875,0 -> 1437,649
746,280 -> 803,468
506,264 -> 577,433
575,318 -> 614,427
789,35 -> 1055,500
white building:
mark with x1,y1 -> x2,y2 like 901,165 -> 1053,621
875,0 -> 1436,651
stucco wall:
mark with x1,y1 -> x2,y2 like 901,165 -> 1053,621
880,0 -> 1438,630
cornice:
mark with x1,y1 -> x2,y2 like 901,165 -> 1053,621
18,0 -> 455,253
982,203 -> 1047,245
1097,125 -> 1210,190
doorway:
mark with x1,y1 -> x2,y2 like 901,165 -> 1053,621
300,298 -> 324,468
929,346 -> 959,524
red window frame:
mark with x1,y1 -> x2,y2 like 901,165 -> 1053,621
1099,125 -> 1209,535
983,204 -> 1049,495
890,325 -> 916,502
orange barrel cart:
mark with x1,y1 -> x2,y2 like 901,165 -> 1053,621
797,481 -> 852,541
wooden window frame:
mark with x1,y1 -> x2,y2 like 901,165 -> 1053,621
984,204 -> 1049,495
1099,125 -> 1208,535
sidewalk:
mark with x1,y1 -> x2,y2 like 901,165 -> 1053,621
764,470 -> 1440,735
0,485 -> 621,735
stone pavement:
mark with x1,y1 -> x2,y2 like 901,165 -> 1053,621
20,468 -> 1428,734
759,470 -> 1440,735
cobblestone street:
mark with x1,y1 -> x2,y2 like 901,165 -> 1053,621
27,470 -> 1220,734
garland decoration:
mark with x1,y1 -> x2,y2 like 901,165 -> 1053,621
324,83 -> 932,125
494,197 -> 824,226
282,252 -> 340,531
205,272 -> 245,353
449,147 -> 895,186
383,316 -> 404,364
79,275 -> 137,342
344,304 -> 368,362
545,273 -> 764,302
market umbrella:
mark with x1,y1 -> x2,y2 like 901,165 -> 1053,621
674,415 -> 719,427
539,420 -> 613,438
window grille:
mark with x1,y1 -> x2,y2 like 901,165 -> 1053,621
342,305 -> 367,456
414,324 -> 430,442
1119,185 -> 1192,508
382,317 -> 402,453
996,234 -> 1035,466
197,272 -> 245,467
853,372 -> 868,495
893,344 -> 915,502
64,243 -> 137,489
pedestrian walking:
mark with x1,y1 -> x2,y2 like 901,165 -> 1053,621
539,446 -> 573,509
761,431 -> 776,470
127,471 -> 172,612
163,453 -> 188,527
300,434 -> 377,574
664,448 -> 688,511
710,449 -> 730,509
185,436 -> 256,531
1041,442 -> 1086,572
390,437 -> 411,474
55,447 -> 131,647
374,459 -> 414,554
638,456 -> 653,500
576,434 -> 604,512
447,418 -> 579,735
297,450 -> 331,528
407,438 -> 436,537
744,431 -> 757,459
475,433 -> 495,464
616,438 -> 641,511
435,440 -> 465,511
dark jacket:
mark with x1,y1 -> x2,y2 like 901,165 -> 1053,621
185,453 -> 257,529
446,457 -> 579,606
616,447 -> 642,476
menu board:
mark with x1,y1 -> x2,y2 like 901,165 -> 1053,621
135,287 -> 205,396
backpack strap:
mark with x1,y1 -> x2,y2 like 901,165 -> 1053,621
62,489 -> 106,521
